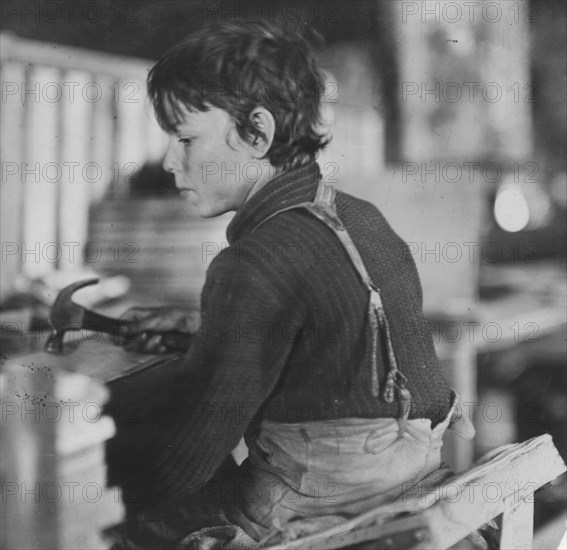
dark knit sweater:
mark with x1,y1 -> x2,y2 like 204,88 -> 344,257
149,162 -> 453,505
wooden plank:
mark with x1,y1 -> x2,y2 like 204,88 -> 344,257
1,353 -> 58,549
89,74 -> 115,203
113,84 -> 149,197
58,69 -> 92,273
500,497 -> 534,549
21,65 -> 61,279
417,435 -> 566,549
0,61 -> 26,301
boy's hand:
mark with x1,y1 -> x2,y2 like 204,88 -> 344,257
118,306 -> 201,354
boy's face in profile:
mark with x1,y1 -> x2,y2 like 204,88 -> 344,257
163,106 -> 261,217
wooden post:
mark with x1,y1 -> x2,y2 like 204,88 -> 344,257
500,497 -> 534,549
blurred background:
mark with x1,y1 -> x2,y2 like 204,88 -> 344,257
1,0 -> 566,547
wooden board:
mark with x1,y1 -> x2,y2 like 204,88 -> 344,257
419,435 -> 566,549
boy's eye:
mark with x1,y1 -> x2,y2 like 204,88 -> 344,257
178,137 -> 194,146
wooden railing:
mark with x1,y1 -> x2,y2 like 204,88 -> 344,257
0,32 -> 167,300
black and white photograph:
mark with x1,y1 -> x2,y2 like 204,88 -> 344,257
1,1 -> 566,548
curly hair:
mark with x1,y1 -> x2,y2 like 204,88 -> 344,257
147,20 -> 329,169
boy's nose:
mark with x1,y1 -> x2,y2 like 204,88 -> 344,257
163,140 -> 179,173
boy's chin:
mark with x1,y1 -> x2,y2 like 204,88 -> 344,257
196,203 -> 225,219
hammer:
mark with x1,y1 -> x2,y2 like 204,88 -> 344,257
45,278 -> 192,353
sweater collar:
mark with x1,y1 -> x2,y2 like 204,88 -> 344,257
226,162 -> 322,243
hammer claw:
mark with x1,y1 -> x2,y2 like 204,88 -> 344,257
46,278 -> 99,352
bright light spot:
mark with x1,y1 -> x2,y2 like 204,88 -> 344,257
494,184 -> 530,232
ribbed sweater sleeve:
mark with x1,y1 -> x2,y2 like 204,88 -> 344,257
147,241 -> 307,505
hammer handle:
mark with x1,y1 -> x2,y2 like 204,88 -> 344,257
82,309 -> 192,352
82,308 -> 126,335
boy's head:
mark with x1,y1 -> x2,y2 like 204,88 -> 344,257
148,20 -> 328,170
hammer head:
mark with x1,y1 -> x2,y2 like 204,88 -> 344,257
45,278 -> 99,353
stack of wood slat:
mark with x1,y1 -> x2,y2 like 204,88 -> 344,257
0,340 -> 188,549
1,345 -> 123,549
89,196 -> 231,308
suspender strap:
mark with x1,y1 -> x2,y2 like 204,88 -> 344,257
252,180 -> 411,418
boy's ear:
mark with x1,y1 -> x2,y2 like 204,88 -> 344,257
248,107 -> 276,158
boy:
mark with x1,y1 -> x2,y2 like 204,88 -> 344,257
115,20 -> 475,549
